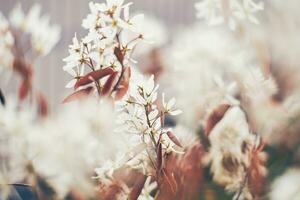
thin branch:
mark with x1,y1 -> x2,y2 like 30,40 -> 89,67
234,169 -> 250,200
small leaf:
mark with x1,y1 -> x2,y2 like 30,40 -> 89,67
62,87 -> 94,103
167,131 -> 183,148
0,88 -> 5,106
128,175 -> 147,200
205,104 -> 231,136
101,71 -> 118,96
75,68 -> 113,89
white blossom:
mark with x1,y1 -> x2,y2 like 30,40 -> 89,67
64,0 -> 145,88
242,67 -> 278,102
162,93 -> 182,116
9,4 -> 60,56
206,106 -> 262,193
159,25 -> 254,129
195,0 -> 264,30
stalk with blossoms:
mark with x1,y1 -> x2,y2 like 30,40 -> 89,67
63,0 -> 187,199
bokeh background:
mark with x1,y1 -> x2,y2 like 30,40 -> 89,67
0,0 -> 197,109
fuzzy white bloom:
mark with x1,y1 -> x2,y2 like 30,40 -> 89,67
0,13 -> 14,71
195,0 -> 264,30
9,4 -> 60,56
172,125 -> 197,148
160,25 -> 253,129
205,106 -> 266,197
0,98 -> 117,198
207,106 -> 253,190
270,168 -> 300,200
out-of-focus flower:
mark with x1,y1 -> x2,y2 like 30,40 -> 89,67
270,168 -> 300,200
205,106 -> 267,198
195,0 -> 264,30
9,4 -> 60,56
0,97 -> 118,198
0,3 -> 60,105
160,25 -> 254,129
124,13 -> 167,58
0,13 -> 14,71
242,67 -> 278,102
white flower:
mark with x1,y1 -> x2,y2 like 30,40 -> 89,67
213,75 -> 240,105
63,34 -> 87,72
9,4 -> 60,56
9,3 -> 25,30
64,0 -> 145,90
127,74 -> 159,105
162,93 -> 182,116
26,4 -> 60,56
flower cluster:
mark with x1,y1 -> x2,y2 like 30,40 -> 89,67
195,0 -> 264,30
63,0 -> 145,99
117,73 -> 182,152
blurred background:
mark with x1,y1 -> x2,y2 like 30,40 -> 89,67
0,0 -> 197,109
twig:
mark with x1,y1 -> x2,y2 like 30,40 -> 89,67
234,170 -> 250,200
